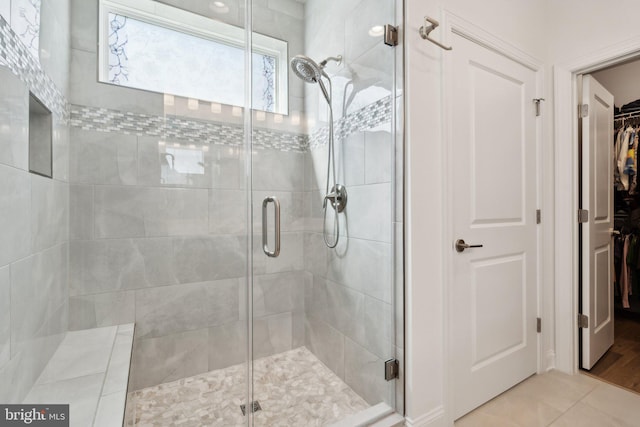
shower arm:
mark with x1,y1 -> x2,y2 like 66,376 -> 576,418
319,56 -> 343,68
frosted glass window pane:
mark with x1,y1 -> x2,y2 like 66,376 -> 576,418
108,13 -> 277,112
0,1 -> 10,23
253,54 -> 276,112
11,0 -> 40,59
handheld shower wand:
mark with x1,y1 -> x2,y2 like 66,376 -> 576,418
290,54 -> 346,248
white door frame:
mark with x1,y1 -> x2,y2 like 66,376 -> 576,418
553,39 -> 640,374
441,11 -> 545,424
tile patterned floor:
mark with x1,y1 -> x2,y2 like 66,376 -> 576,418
126,347 -> 369,426
455,370 -> 640,427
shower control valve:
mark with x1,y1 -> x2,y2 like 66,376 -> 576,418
324,184 -> 348,213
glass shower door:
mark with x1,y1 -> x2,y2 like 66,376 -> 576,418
249,0 -> 402,424
89,1 -> 256,425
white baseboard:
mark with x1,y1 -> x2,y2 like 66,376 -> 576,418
405,406 -> 445,427
543,349 -> 556,372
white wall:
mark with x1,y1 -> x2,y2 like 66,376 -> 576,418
404,0 -> 549,425
546,0 -> 640,65
591,59 -> 640,108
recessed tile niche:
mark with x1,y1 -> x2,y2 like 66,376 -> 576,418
28,92 -> 52,178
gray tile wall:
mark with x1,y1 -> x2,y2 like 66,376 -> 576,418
303,0 -> 400,409
0,2 -> 71,404
66,0 -> 309,392
66,0 -> 402,401
67,124 -> 310,390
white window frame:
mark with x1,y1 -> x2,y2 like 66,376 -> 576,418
98,0 -> 289,114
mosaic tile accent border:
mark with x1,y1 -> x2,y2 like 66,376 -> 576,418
309,95 -> 393,150
70,104 -> 309,153
0,11 -> 391,150
70,96 -> 393,153
0,15 -> 68,120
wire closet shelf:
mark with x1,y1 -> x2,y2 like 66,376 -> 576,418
615,110 -> 640,126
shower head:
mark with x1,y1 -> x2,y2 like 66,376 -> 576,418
290,54 -> 343,83
290,54 -> 342,105
290,55 -> 323,83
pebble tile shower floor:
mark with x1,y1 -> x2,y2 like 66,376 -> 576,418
125,347 -> 369,426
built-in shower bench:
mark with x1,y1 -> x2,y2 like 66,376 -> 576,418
23,324 -> 134,427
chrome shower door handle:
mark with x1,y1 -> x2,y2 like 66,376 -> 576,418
262,196 -> 281,258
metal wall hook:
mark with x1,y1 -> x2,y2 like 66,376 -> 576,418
419,16 -> 452,51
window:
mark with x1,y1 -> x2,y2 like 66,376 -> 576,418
98,0 -> 288,114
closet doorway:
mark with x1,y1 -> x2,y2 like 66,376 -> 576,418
579,59 -> 640,393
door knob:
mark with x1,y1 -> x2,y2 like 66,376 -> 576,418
455,239 -> 483,253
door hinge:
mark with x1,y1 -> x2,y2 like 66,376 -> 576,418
533,98 -> 545,117
578,209 -> 589,223
383,25 -> 398,47
536,209 -> 541,224
578,313 -> 589,328
580,104 -> 589,118
537,317 -> 542,333
384,359 -> 399,381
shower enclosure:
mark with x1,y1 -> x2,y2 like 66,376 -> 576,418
0,0 -> 403,425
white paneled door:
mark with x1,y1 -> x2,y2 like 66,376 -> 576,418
450,33 -> 539,419
581,75 -> 614,370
